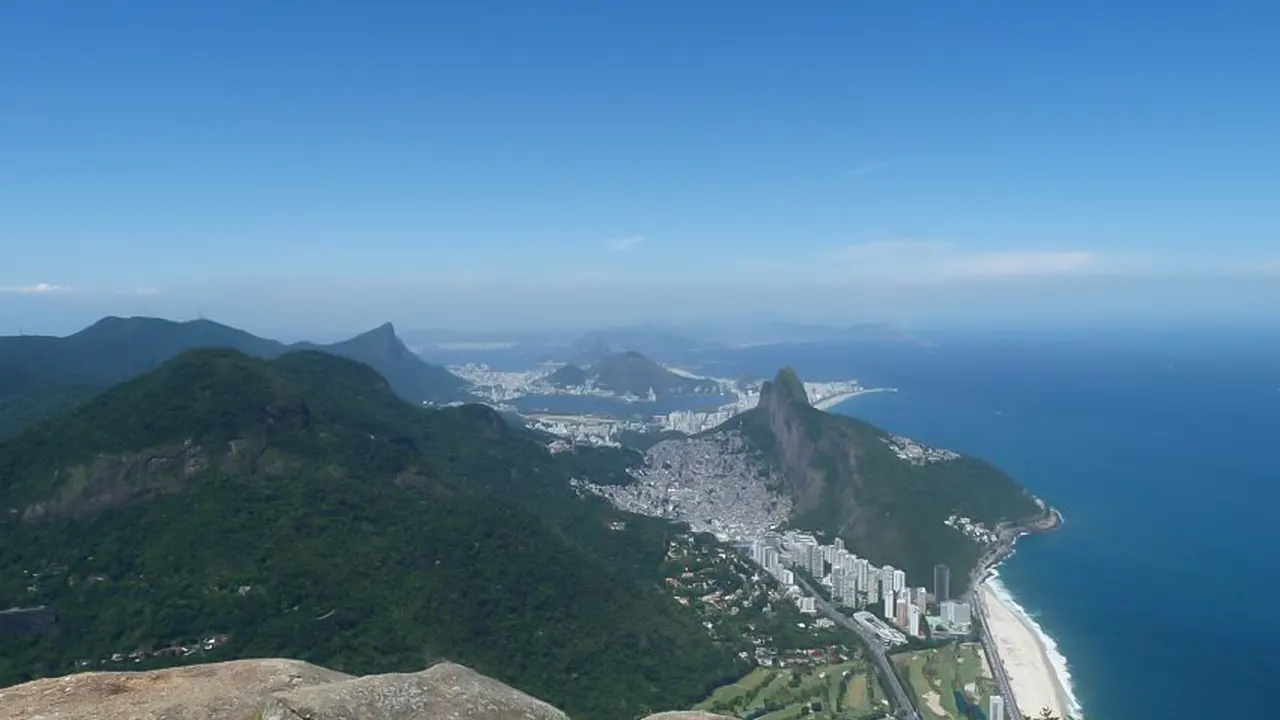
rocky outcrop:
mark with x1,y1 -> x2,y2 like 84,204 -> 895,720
0,658 -> 726,720
0,658 -> 350,720
260,662 -> 568,720
754,367 -> 847,521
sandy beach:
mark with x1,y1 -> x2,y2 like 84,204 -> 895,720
980,582 -> 1072,719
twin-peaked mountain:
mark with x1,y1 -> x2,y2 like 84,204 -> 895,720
0,317 -> 469,438
701,368 -> 1048,594
0,349 -> 739,720
546,350 -> 720,397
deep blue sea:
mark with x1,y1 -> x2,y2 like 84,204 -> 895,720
690,331 -> 1280,720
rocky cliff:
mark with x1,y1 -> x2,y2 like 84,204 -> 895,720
0,659 -> 734,720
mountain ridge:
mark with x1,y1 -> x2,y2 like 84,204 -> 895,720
0,316 -> 470,438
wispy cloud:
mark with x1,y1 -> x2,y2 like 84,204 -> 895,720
0,282 -> 66,294
848,161 -> 890,177
828,240 -> 1101,279
606,234 -> 645,252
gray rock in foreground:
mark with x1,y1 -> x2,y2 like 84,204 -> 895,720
261,662 -> 568,720
0,658 -> 351,720
0,657 -> 736,720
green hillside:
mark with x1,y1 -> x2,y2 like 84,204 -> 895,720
0,350 -> 739,720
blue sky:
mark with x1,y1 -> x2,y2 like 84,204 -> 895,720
3,1 -> 1278,337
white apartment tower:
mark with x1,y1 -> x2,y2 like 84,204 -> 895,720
989,695 -> 1005,720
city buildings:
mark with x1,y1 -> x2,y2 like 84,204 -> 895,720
880,435 -> 961,465
938,600 -> 973,633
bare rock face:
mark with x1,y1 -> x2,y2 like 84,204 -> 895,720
0,660 -> 570,720
261,662 -> 569,720
0,658 -> 351,720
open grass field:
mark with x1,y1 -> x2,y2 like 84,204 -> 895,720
694,662 -> 891,719
891,643 -> 1000,719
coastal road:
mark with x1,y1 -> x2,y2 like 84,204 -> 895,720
971,588 -> 1026,720
966,511 -> 1061,720
795,578 -> 922,720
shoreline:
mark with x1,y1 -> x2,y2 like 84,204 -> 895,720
812,387 -> 896,411
982,573 -> 1083,719
975,507 -> 1083,719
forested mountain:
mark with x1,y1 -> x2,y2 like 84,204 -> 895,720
292,322 -> 469,404
0,317 -> 469,438
0,349 -> 740,720
708,368 -> 1047,593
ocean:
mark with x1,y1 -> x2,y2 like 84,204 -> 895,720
692,331 -> 1280,719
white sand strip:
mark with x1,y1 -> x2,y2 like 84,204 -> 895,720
981,582 -> 1069,718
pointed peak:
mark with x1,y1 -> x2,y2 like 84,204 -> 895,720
333,322 -> 412,359
761,367 -> 811,408
349,322 -> 399,342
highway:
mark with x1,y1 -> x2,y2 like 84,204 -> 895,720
795,578 -> 922,720
967,513 -> 1058,720
971,589 -> 1025,720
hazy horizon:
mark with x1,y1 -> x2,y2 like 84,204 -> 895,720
4,275 -> 1279,346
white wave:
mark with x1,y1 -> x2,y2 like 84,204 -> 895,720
987,569 -> 1085,718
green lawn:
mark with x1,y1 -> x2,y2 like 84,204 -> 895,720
892,643 -> 1000,719
695,662 -> 888,719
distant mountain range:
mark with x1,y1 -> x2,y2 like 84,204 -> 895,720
545,350 -> 721,397
398,321 -> 917,363
713,322 -> 913,347
0,317 -> 469,438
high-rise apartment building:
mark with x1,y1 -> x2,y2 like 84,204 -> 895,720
989,695 -> 1005,720
762,546 -> 779,572
933,564 -> 951,605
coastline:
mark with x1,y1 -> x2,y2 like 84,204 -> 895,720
981,574 -> 1082,719
812,387 -> 896,411
976,507 -> 1083,719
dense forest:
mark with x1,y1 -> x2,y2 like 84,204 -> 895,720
0,350 -> 739,720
